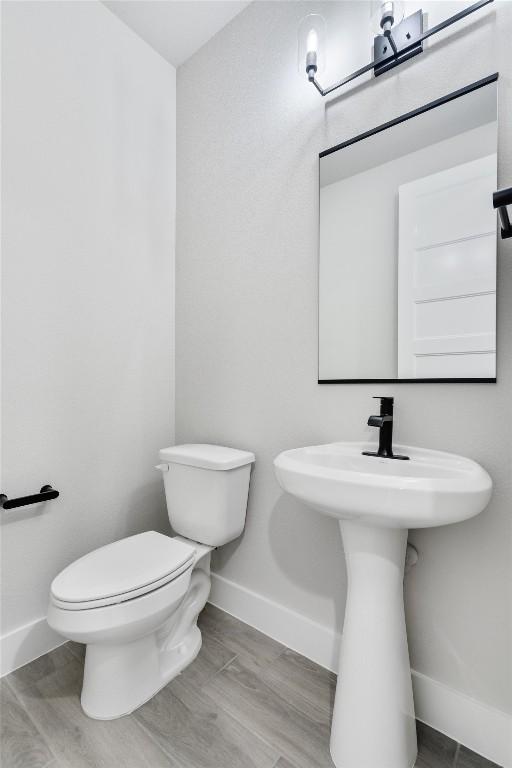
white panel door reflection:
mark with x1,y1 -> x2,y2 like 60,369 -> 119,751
398,155 -> 497,378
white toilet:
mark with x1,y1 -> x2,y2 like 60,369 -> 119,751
47,444 -> 254,720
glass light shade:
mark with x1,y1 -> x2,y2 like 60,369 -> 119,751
298,13 -> 326,75
370,0 -> 405,36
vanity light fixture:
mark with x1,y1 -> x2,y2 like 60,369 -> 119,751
301,0 -> 494,97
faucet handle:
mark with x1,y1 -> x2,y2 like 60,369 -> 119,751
372,396 -> 394,416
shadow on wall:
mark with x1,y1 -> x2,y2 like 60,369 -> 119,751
122,480 -> 171,540
0,504 -> 51,526
211,469 -> 347,632
269,492 -> 346,617
209,461 -> 346,633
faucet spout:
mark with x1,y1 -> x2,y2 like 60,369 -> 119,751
367,414 -> 392,428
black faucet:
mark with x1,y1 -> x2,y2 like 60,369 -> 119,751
362,397 -> 409,460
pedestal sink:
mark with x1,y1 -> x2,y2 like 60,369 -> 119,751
273,442 -> 492,768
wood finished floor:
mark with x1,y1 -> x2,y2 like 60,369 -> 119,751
1,604 -> 501,768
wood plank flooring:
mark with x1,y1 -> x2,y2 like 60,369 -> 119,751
1,604 -> 502,768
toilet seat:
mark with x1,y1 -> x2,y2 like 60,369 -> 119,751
50,531 -> 195,611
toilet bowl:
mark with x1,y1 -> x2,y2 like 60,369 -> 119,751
47,444 -> 254,720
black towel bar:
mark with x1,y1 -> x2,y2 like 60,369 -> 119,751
0,485 -> 59,510
493,186 -> 512,239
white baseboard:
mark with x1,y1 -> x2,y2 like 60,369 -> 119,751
209,572 -> 511,768
0,616 -> 66,678
210,570 -> 342,670
411,669 -> 512,768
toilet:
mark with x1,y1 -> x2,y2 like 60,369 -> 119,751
47,444 -> 254,720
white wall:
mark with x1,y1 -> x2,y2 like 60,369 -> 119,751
1,0 -> 176,672
176,0 -> 512,753
319,122 -> 496,379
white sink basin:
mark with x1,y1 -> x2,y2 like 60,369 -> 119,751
273,441 -> 492,768
274,441 -> 492,528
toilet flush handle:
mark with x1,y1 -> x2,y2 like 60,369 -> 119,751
155,464 -> 169,473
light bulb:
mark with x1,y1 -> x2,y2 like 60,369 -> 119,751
306,28 -> 318,56
298,13 -> 326,78
370,1 -> 405,36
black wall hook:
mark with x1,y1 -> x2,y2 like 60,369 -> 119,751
0,485 -> 59,510
493,187 -> 512,239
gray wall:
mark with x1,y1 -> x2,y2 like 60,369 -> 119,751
1,0 -> 175,665
176,0 -> 512,713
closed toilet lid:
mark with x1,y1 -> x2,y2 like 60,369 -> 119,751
51,532 -> 195,608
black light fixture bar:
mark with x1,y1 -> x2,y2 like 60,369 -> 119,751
493,187 -> 512,240
309,0 -> 494,98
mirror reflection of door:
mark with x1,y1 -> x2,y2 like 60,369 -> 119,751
318,76 -> 498,383
398,155 -> 497,379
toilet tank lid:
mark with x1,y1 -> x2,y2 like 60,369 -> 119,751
159,444 -> 255,471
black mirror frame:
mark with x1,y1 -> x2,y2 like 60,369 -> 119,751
318,73 -> 499,385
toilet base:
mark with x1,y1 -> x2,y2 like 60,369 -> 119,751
81,624 -> 202,720
80,567 -> 210,720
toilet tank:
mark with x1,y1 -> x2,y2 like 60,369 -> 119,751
158,444 -> 255,547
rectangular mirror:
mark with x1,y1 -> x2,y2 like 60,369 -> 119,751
318,75 -> 498,383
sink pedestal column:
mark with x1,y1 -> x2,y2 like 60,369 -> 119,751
330,521 -> 417,768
